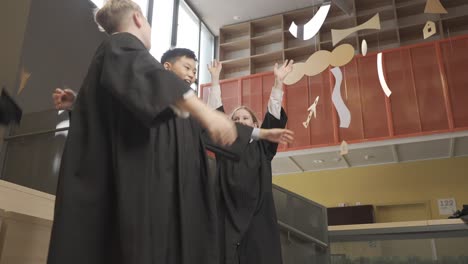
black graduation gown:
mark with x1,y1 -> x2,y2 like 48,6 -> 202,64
47,33 -> 252,264
216,108 -> 287,264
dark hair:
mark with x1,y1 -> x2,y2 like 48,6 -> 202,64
160,48 -> 198,64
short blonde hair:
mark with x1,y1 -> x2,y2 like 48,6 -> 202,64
94,0 -> 142,34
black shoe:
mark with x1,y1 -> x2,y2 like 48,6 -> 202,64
449,210 -> 463,219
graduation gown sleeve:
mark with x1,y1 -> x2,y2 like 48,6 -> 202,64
203,123 -> 253,161
100,34 -> 192,127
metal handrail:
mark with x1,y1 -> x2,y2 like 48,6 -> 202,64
278,221 -> 328,249
4,127 -> 69,141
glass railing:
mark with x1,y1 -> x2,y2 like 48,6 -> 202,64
1,109 -> 67,194
329,220 -> 468,264
273,184 -> 330,264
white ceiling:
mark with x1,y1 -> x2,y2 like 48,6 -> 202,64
187,0 -> 327,34
272,131 -> 468,175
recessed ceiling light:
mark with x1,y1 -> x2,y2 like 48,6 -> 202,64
233,16 -> 241,20
313,159 -> 324,164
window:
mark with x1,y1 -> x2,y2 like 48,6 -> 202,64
150,0 -> 174,62
176,1 -> 200,58
177,1 -> 201,89
89,0 -> 216,86
176,1 -> 201,89
176,1 -> 216,90
198,23 -> 215,87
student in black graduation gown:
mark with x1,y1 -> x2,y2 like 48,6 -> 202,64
207,60 -> 294,264
47,1 -> 243,264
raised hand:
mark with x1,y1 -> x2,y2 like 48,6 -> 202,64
274,60 -> 294,83
259,128 -> 295,144
52,88 -> 77,110
207,60 -> 223,81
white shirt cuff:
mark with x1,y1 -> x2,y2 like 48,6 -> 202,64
251,127 -> 260,141
170,90 -> 196,118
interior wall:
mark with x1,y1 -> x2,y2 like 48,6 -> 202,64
0,0 -> 32,149
273,157 -> 468,220
15,0 -> 106,114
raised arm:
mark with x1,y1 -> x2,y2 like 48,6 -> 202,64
268,60 -> 293,120
206,60 -> 223,110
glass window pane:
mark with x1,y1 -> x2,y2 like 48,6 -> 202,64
176,1 -> 200,58
150,0 -> 174,62
1,110 -> 70,194
176,1 -> 200,90
2,132 -> 65,195
198,23 -> 215,87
